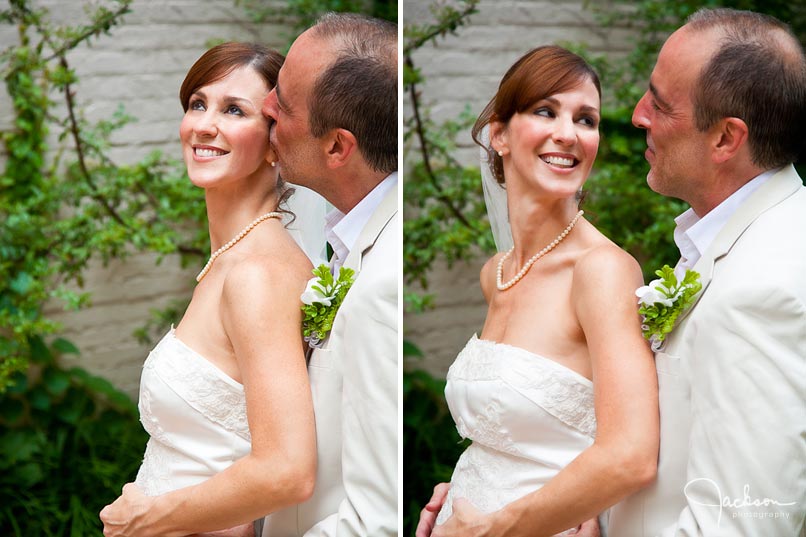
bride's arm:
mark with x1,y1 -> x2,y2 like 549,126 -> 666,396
434,245 -> 659,537
101,255 -> 316,537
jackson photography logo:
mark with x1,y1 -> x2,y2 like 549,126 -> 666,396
684,478 -> 797,527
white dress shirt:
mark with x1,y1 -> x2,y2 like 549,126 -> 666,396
673,168 -> 778,270
325,173 -> 397,271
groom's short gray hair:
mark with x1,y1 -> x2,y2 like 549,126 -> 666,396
307,13 -> 397,174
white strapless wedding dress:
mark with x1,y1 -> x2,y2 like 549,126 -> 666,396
436,335 -> 606,536
134,329 -> 251,496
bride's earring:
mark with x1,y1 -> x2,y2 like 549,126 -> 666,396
497,150 -> 504,157
270,161 -> 277,167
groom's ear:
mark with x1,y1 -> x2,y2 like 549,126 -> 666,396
323,128 -> 358,169
711,117 -> 749,164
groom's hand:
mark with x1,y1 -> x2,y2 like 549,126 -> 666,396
431,498 -> 491,537
415,482 -> 450,537
568,517 -> 600,537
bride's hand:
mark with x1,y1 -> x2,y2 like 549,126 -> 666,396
100,483 -> 153,536
431,498 -> 491,537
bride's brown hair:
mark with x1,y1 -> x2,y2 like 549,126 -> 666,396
472,45 -> 601,185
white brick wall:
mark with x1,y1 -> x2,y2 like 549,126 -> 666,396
1,0 -> 290,398
404,0 -> 638,377
1,0 -> 639,393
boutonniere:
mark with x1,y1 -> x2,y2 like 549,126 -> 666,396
301,264 -> 356,349
635,265 -> 702,351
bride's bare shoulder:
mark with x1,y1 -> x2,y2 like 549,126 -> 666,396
572,240 -> 643,297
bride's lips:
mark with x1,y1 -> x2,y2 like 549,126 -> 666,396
539,152 -> 579,170
192,144 -> 229,160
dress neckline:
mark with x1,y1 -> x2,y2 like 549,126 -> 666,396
471,334 -> 593,386
165,328 -> 244,389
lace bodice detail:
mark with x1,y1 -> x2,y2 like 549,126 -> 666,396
448,336 -> 596,440
135,330 -> 251,496
436,335 -> 600,534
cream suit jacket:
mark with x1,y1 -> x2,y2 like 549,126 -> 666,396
609,165 -> 806,536
262,185 -> 399,536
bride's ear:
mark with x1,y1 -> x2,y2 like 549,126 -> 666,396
489,121 -> 509,156
266,143 -> 278,167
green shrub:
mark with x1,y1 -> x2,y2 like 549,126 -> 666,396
0,337 -> 147,535
403,368 -> 469,537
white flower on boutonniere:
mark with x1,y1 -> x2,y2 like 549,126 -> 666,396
301,264 -> 355,349
636,265 -> 702,351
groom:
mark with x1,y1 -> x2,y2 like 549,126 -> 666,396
260,12 -> 398,537
608,7 -> 806,536
418,7 -> 806,537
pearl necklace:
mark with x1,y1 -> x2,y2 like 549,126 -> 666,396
496,210 -> 584,291
196,211 -> 283,282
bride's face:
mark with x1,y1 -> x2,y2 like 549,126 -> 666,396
180,66 -> 276,188
496,79 -> 600,199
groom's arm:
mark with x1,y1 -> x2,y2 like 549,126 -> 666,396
659,281 -> 806,536
304,221 -> 399,537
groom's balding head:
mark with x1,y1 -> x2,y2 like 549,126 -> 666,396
306,13 -> 398,174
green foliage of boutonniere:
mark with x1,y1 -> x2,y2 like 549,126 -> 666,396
635,265 -> 702,350
301,264 -> 356,348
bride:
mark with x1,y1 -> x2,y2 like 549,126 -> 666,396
417,46 -> 659,537
100,43 -> 321,536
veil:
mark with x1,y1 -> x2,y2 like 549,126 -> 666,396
283,183 -> 328,266
480,125 -> 513,252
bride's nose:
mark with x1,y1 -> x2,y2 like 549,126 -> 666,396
194,111 -> 218,137
552,117 -> 576,146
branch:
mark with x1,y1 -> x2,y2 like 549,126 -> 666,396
42,2 -> 132,62
403,1 -> 479,55
405,55 -> 471,228
60,56 -> 127,227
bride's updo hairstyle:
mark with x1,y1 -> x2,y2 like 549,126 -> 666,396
472,45 -> 601,185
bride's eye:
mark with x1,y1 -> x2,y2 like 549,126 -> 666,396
577,115 -> 598,128
534,107 -> 555,118
225,104 -> 244,116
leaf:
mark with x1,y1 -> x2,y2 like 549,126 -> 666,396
28,386 -> 51,411
51,338 -> 80,355
42,367 -> 70,396
5,371 -> 28,394
0,430 -> 42,463
9,271 -> 33,294
0,397 -> 25,424
403,339 -> 424,357
27,335 -> 52,365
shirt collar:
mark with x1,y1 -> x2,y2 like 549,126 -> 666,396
325,172 -> 397,267
674,168 -> 778,269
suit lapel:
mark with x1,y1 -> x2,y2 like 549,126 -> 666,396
342,185 -> 398,273
673,165 -> 802,327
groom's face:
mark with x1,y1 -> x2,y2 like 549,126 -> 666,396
263,30 -> 330,191
631,26 -> 719,208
